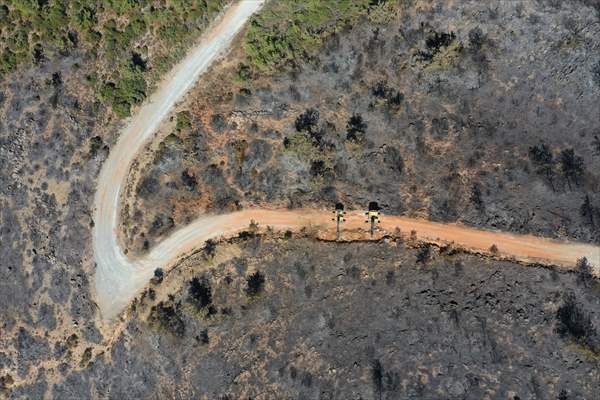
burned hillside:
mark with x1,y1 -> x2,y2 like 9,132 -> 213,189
124,0 -> 600,254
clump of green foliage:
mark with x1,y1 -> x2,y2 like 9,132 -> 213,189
0,0 -> 230,116
99,62 -> 147,118
240,0 -> 396,74
284,132 -> 321,162
176,110 -> 192,131
414,30 -> 465,71
88,135 -> 104,156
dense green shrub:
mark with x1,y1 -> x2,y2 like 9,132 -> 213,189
242,0 -> 395,73
88,136 -> 104,156
0,49 -> 19,75
0,0 -> 231,116
99,63 -> 147,117
0,5 -> 9,22
176,110 -> 192,131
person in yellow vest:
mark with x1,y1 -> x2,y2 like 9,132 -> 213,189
332,202 -> 346,240
365,201 -> 381,237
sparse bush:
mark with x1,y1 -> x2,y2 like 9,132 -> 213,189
468,27 -> 485,50
346,113 -> 367,142
149,215 -> 174,237
181,170 -> 197,192
197,329 -> 209,344
529,143 -> 556,190
371,359 -> 383,397
283,132 -> 320,161
204,239 -> 216,258
80,347 -> 92,367
0,5 -> 8,22
249,220 -> 259,233
420,31 -> 457,61
137,176 -> 159,199
470,183 -> 485,211
149,302 -> 185,337
210,113 -> 226,133
188,276 -> 212,310
387,91 -> 404,106
558,148 -> 584,189
295,108 -> 320,133
393,227 -> 403,240
592,60 -> 600,87
416,245 -> 431,263
558,389 -> 569,400
576,257 -> 594,287
246,270 -> 265,297
89,136 -> 104,156
0,49 -> 19,75
372,80 -> 403,107
236,62 -> 252,81
151,268 -> 164,285
555,292 -> 598,353
162,133 -> 183,149
592,135 -> 600,156
66,333 -> 78,348
372,80 -> 390,98
489,244 -> 499,254
382,146 -> 404,174
580,195 -> 597,228
0,374 -> 14,390
310,160 -> 326,177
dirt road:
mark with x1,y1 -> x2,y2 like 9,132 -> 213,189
146,208 -> 600,269
93,0 -> 267,319
93,1 -> 599,321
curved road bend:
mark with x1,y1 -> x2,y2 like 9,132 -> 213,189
94,1 -> 266,319
93,1 -> 600,320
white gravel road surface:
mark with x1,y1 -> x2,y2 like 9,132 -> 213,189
93,1 -> 266,320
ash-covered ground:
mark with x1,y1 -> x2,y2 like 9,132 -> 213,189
125,0 -> 600,253
36,235 -> 600,399
1,0 -> 600,398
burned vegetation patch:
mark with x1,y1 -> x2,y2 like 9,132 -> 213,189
127,0 -> 600,253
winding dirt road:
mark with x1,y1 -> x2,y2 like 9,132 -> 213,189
93,0 -> 600,320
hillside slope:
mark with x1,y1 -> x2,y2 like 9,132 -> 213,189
29,236 -> 600,399
124,0 -> 600,255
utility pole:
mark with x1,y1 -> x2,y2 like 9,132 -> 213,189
332,202 -> 346,240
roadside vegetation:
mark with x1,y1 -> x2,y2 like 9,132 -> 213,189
0,0 -> 231,116
239,0 -> 398,75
